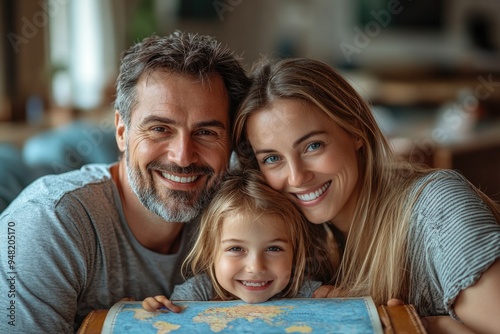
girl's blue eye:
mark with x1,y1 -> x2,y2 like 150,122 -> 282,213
267,246 -> 283,252
228,246 -> 243,252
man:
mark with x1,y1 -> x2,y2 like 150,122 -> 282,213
0,31 -> 249,333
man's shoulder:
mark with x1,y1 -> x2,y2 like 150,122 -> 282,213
29,163 -> 111,192
2,163 -> 116,217
36,163 -> 113,188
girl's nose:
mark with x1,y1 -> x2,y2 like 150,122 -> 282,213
245,254 -> 266,274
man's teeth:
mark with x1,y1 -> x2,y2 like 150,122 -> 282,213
241,281 -> 270,287
161,172 -> 198,184
296,182 -> 330,202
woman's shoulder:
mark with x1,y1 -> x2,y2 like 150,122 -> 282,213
410,168 -> 494,222
414,168 -> 467,186
411,169 -> 473,201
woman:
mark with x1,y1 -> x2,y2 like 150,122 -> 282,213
233,57 -> 500,333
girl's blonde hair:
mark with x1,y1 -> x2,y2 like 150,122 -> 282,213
233,57 -> 500,305
182,169 -> 331,300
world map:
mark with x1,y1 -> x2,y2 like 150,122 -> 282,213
101,298 -> 383,333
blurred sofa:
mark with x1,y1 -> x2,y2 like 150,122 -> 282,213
0,120 -> 119,213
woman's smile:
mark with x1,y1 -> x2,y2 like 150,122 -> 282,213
292,181 -> 331,203
247,98 -> 362,226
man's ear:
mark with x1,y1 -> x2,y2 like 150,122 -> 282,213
115,110 -> 126,152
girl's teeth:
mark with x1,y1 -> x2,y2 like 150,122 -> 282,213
241,281 -> 269,287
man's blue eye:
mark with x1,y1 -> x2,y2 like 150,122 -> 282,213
197,129 -> 215,136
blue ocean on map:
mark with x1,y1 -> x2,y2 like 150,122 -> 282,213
102,298 -> 383,333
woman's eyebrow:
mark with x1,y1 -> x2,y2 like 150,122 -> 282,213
293,130 -> 326,148
254,130 -> 327,155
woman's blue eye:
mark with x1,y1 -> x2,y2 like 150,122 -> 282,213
267,246 -> 282,252
228,246 -> 243,252
263,155 -> 279,164
306,141 -> 322,152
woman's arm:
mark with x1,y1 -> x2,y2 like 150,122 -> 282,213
387,299 -> 475,334
312,285 -> 341,298
390,257 -> 500,334
453,258 -> 500,334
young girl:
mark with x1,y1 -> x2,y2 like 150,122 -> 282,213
233,57 -> 500,333
142,169 -> 331,312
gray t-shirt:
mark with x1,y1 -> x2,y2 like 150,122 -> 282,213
171,274 -> 322,301
0,164 -> 197,333
407,170 -> 500,319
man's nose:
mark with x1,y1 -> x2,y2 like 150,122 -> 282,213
167,134 -> 198,167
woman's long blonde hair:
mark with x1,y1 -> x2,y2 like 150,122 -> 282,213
233,57 -> 500,305
183,169 -> 333,300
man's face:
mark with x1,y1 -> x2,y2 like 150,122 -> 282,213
117,71 -> 231,222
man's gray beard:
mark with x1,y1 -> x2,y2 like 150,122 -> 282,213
125,152 -> 222,223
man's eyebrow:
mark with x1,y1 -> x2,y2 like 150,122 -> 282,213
196,120 -> 226,130
141,115 -> 226,129
141,115 -> 175,125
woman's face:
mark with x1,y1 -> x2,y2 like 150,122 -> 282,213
246,98 -> 362,231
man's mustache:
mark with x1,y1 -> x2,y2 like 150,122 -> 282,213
147,161 -> 214,176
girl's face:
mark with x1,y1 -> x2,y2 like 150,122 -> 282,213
246,98 -> 362,233
214,211 -> 294,303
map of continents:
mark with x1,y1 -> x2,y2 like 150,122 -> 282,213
103,299 -> 382,334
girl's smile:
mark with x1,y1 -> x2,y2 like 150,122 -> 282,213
214,211 -> 293,303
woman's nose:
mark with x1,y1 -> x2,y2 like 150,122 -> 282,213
287,162 -> 312,187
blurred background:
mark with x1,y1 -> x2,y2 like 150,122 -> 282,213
0,0 -> 499,208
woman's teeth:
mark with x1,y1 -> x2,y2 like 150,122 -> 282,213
295,182 -> 331,202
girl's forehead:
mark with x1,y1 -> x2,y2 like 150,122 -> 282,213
222,210 -> 290,232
